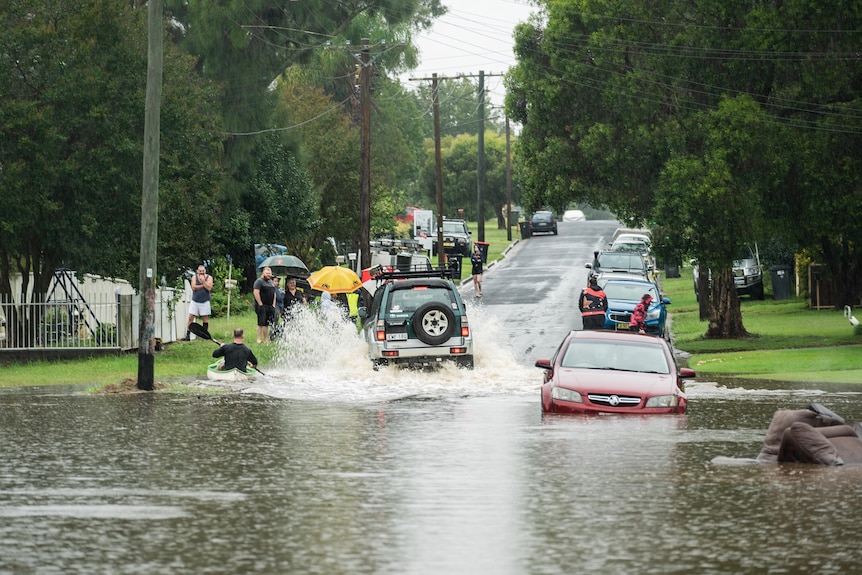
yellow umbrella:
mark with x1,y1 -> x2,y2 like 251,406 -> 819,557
307,266 -> 362,294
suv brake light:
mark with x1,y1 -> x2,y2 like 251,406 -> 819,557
460,317 -> 470,337
375,320 -> 386,341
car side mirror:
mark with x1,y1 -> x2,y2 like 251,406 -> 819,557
535,358 -> 552,369
679,367 -> 696,378
585,263 -> 593,269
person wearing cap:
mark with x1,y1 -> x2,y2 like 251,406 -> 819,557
578,274 -> 608,329
629,293 -> 653,334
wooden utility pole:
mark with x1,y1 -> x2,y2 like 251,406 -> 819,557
137,0 -> 163,391
476,71 -> 486,242
359,38 -> 372,271
411,72 -> 503,247
505,114 -> 512,242
432,74 -> 445,269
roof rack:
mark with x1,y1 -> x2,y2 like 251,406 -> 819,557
370,267 -> 457,282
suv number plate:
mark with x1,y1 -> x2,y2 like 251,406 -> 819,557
387,333 -> 408,341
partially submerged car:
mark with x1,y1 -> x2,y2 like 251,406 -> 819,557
536,330 -> 694,415
359,269 -> 473,369
601,277 -> 670,337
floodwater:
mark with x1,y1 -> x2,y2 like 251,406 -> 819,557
3,299 -> 862,574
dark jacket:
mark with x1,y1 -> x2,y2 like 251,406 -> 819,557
578,285 -> 607,317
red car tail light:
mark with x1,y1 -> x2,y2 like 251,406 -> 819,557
383,350 -> 399,357
375,320 -> 386,341
450,347 -> 467,355
460,317 -> 470,337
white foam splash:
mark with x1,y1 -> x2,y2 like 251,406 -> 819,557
242,299 -> 540,402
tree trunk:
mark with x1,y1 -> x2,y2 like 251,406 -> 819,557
819,236 -> 862,310
696,266 -> 710,321
705,268 -> 749,338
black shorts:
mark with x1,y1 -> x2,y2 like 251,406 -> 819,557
257,305 -> 275,327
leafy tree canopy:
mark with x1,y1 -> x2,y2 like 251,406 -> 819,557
507,0 -> 862,333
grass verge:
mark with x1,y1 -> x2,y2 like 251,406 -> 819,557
661,266 -> 862,383
0,307 -> 278,390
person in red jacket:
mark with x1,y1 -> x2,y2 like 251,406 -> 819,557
578,275 -> 608,329
629,293 -> 653,334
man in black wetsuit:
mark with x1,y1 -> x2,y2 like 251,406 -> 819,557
212,328 -> 259,373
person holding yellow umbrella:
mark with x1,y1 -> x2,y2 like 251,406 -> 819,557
307,266 -> 362,295
308,266 -> 364,327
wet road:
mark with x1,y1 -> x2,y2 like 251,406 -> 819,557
2,220 -> 862,575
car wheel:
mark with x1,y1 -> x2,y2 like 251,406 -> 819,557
372,359 -> 388,371
753,282 -> 765,300
413,302 -> 456,345
456,356 -> 474,369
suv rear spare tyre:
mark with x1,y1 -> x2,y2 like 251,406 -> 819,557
413,302 -> 455,345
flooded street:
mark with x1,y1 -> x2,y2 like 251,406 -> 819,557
3,222 -> 862,574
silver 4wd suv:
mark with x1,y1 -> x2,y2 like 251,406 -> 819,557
692,245 -> 764,300
432,218 -> 472,257
359,270 -> 474,369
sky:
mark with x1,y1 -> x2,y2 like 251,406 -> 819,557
400,0 -> 539,107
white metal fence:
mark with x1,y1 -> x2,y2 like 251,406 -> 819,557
0,271 -> 189,352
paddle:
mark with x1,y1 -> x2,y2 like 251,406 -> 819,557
188,322 -> 221,344
187,323 -> 265,375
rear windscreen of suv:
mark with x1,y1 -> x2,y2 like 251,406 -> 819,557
386,286 -> 457,314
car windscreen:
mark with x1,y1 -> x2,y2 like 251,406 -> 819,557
532,213 -> 552,222
442,222 -> 467,234
386,287 -> 456,314
612,241 -> 649,254
598,253 -> 644,270
603,282 -> 659,302
561,340 -> 670,374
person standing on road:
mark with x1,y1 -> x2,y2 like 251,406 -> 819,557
212,328 -> 259,373
254,266 -> 277,343
629,293 -> 653,334
470,244 -> 484,297
578,274 -> 608,330
185,264 -> 213,340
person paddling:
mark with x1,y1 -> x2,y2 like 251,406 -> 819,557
212,328 -> 259,373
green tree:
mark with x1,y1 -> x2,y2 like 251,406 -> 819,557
418,131 -> 515,225
507,0 -> 862,336
0,0 -> 224,344
415,78 -> 506,139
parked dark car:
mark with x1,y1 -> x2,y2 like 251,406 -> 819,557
530,211 -> 558,235
585,250 -> 654,280
536,330 -> 694,415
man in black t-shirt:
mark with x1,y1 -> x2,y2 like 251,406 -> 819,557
253,266 -> 276,343
212,328 -> 258,372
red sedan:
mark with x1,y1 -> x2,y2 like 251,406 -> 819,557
537,330 -> 695,415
